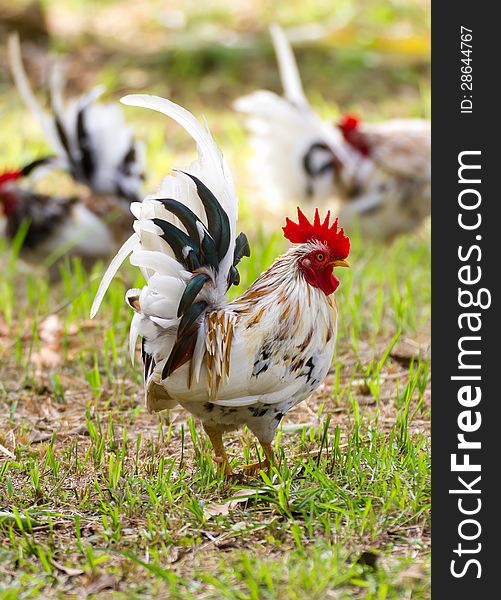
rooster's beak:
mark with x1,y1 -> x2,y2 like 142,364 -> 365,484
332,258 -> 350,268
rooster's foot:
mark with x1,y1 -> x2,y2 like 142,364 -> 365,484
213,456 -> 234,477
241,440 -> 273,475
240,459 -> 270,476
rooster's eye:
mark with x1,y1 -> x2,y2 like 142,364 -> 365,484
316,253 -> 324,262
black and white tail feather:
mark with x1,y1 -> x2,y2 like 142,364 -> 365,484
91,95 -> 250,402
8,34 -> 145,203
234,24 -> 350,202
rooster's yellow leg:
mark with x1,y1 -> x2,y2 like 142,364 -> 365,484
203,425 -> 233,476
241,440 -> 274,474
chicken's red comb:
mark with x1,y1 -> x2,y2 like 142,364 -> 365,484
337,115 -> 360,134
0,170 -> 22,188
338,114 -> 360,133
337,114 -> 370,157
283,207 -> 350,259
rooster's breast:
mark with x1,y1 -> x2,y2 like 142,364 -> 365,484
168,291 -> 338,438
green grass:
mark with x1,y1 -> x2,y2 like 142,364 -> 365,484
0,224 -> 431,598
1,1 -> 430,597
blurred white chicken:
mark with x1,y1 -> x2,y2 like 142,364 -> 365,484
8,35 -> 146,205
1,36 -> 146,265
234,25 -> 430,242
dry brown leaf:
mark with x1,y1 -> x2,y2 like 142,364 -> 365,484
397,563 -> 426,584
0,443 -> 15,459
51,560 -> 84,577
165,545 -> 186,564
84,572 -> 117,595
390,337 -> 429,367
80,320 -> 100,331
30,431 -> 55,444
205,486 -> 280,519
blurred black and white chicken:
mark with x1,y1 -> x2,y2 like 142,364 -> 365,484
8,35 -> 145,204
234,25 -> 430,242
1,35 -> 146,263
0,162 -> 115,263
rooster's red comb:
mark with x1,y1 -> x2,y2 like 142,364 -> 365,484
337,114 -> 370,157
0,170 -> 22,188
338,114 -> 360,134
283,207 -> 350,259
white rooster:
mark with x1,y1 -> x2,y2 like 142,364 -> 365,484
91,95 -> 351,475
2,36 -> 146,264
234,24 -> 430,242
8,34 -> 145,205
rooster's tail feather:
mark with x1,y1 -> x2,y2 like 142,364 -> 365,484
91,95 -> 250,385
270,24 -> 310,111
234,25 -> 353,203
8,35 -> 144,201
8,34 -> 65,166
